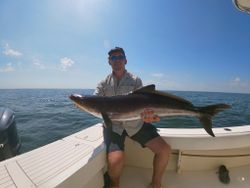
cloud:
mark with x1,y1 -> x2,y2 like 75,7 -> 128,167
232,77 -> 241,84
32,58 -> 45,69
103,40 -> 111,49
230,77 -> 243,87
0,63 -> 15,72
145,73 -> 180,90
229,76 -> 250,93
151,73 -> 165,78
228,77 -> 250,93
60,57 -> 74,71
3,43 -> 22,57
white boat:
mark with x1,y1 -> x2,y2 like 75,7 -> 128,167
1,123 -> 250,188
1,1 -> 250,187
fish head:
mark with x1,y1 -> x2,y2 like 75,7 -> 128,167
69,94 -> 102,118
69,94 -> 84,103
69,94 -> 92,112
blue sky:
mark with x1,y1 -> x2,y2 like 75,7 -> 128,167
0,0 -> 250,93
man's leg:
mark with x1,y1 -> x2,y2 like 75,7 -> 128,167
131,123 -> 171,188
145,136 -> 171,188
103,127 -> 127,187
107,150 -> 125,187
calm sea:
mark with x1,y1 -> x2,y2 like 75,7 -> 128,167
0,89 -> 250,154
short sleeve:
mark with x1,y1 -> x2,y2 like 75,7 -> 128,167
134,77 -> 143,91
93,81 -> 105,96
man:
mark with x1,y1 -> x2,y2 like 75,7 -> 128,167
94,47 -> 171,188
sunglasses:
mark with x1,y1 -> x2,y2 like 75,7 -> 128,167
110,55 -> 125,61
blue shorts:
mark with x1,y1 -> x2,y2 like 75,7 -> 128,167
103,123 -> 160,153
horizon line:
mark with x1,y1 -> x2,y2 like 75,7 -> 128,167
0,88 -> 249,95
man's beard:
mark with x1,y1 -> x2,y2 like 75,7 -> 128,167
113,65 -> 123,72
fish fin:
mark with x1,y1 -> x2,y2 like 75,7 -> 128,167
133,84 -> 193,105
199,114 -> 215,137
198,104 -> 231,137
133,84 -> 156,93
101,112 -> 114,150
153,90 -> 193,105
101,112 -> 112,130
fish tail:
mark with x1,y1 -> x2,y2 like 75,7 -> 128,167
198,104 -> 231,137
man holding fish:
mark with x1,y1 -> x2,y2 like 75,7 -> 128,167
94,47 -> 171,188
70,47 -> 230,188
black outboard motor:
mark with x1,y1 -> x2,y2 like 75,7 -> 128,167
0,108 -> 21,161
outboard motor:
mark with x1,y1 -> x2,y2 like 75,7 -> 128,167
0,108 -> 21,161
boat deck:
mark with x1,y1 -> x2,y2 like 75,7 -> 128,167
0,124 -> 106,188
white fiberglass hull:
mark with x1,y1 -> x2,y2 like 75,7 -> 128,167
1,123 -> 250,188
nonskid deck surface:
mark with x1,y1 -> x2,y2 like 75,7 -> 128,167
120,165 -> 250,188
0,140 -> 93,188
0,124 -> 105,188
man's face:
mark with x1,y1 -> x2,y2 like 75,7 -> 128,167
109,52 -> 127,72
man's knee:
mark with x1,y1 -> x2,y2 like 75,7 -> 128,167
108,151 -> 125,168
146,137 -> 171,155
161,142 -> 171,156
154,139 -> 171,156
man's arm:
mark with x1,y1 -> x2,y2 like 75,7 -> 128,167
93,82 -> 105,96
134,77 -> 143,90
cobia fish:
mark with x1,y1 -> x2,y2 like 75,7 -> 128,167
69,85 -> 231,137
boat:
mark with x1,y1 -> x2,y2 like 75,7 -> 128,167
1,1 -> 250,187
1,122 -> 250,188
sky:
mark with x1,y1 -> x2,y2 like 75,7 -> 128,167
0,0 -> 250,93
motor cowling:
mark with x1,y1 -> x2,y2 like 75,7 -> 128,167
0,107 -> 21,161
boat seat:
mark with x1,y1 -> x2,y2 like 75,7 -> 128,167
121,164 -> 250,188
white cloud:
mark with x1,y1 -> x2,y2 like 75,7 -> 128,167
3,43 -> 22,57
230,77 -> 242,87
32,58 -> 45,69
227,77 -> 250,93
143,73 -> 180,90
0,63 -> 15,72
232,77 -> 241,84
151,73 -> 164,78
103,40 -> 111,49
60,57 -> 74,71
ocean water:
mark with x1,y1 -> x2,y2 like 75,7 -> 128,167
0,89 -> 250,154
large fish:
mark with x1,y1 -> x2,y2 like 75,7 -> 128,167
69,85 -> 231,137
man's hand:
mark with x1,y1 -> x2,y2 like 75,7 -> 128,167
140,108 -> 160,123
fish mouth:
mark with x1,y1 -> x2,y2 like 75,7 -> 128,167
69,94 -> 91,112
69,94 -> 84,102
